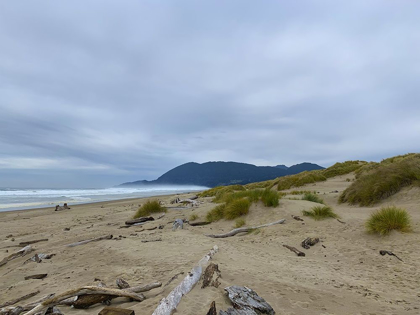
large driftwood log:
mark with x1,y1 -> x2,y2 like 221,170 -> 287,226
22,287 -> 145,315
205,220 -> 285,238
152,245 -> 219,315
66,235 -> 113,247
125,217 -> 154,226
0,245 -> 33,267
220,286 -> 275,315
283,245 -> 305,257
0,291 -> 40,308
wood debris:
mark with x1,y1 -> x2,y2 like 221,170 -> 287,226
283,245 -> 305,257
206,219 -> 285,238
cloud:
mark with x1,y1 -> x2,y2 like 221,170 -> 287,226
0,1 -> 419,187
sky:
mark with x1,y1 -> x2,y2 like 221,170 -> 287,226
0,1 -> 419,188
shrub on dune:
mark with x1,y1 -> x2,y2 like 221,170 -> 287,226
366,206 -> 411,235
134,200 -> 166,218
302,205 -> 338,220
261,189 -> 280,207
302,192 -> 324,204
224,198 -> 251,220
206,204 -> 226,222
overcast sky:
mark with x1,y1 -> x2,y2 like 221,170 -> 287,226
0,1 -> 419,188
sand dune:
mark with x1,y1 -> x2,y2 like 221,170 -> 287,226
1,175 -> 419,314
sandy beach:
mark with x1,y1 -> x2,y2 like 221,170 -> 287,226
1,175 -> 420,315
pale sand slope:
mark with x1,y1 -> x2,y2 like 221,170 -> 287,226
1,175 -> 420,315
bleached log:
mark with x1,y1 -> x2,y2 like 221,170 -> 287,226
0,245 -> 33,267
65,235 -> 113,247
152,245 -> 219,315
205,219 -> 285,238
22,287 -> 145,315
127,282 -> 162,293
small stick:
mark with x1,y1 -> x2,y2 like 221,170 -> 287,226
379,250 -> 403,262
283,245 -> 305,257
65,235 -> 113,247
291,215 -> 304,222
19,239 -> 48,247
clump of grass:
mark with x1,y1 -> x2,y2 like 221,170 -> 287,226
277,170 -> 327,190
366,206 -> 411,235
206,204 -> 226,222
261,189 -> 279,207
302,192 -> 324,204
134,200 -> 166,218
189,213 -> 198,221
322,161 -> 367,178
289,190 -> 314,195
199,184 -> 245,197
224,198 -> 250,220
302,205 -> 338,220
339,154 -> 420,206
234,218 -> 246,228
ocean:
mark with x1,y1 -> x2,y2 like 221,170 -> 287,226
0,185 -> 208,212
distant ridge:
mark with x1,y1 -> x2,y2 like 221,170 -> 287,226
119,161 -> 324,188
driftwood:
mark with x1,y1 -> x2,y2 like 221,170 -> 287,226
201,263 -> 221,289
116,279 -> 130,289
301,237 -> 319,249
291,215 -> 304,222
206,301 -> 217,315
283,245 -> 305,257
205,219 -> 285,238
157,214 -> 166,219
0,245 -> 33,267
24,274 -> 47,280
98,307 -> 134,315
188,221 -> 210,226
221,286 -> 275,315
336,219 -> 346,224
141,238 -> 162,243
164,272 -> 184,287
66,235 -> 113,247
19,239 -> 48,247
22,287 -> 145,315
0,291 -> 40,308
25,253 -> 55,264
379,250 -> 403,262
1,294 -> 55,315
126,282 -> 162,293
125,217 -> 154,226
152,245 -> 219,315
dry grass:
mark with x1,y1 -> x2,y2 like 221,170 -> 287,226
302,192 -> 324,204
189,213 -> 198,221
234,218 -> 246,228
302,205 -> 338,220
134,200 -> 166,218
366,206 -> 411,235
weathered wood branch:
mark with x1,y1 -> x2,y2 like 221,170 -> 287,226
188,221 -> 210,226
19,239 -> 48,247
141,238 -> 162,243
116,279 -> 130,289
0,245 -> 33,267
221,286 -> 275,315
205,219 -> 285,238
152,245 -> 219,315
291,215 -> 304,222
0,291 -> 40,308
379,250 -> 403,262
201,263 -> 221,289
22,287 -> 145,315
24,274 -> 47,280
301,237 -> 319,249
125,217 -> 154,226
66,235 -> 113,247
126,282 -> 162,293
283,245 -> 305,257
1,294 -> 54,315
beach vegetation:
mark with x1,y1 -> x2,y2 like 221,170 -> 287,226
339,153 -> 420,206
134,200 -> 166,218
302,205 -> 338,220
261,189 -> 280,207
224,198 -> 251,220
189,213 -> 198,221
235,218 -> 246,228
199,184 -> 245,197
206,204 -> 226,222
302,192 -> 324,204
366,206 -> 411,235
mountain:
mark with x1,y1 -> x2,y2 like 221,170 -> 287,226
119,161 -> 324,188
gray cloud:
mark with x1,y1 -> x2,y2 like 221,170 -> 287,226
0,1 -> 419,188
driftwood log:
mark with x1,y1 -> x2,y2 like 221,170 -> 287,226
24,274 -> 47,280
291,215 -> 304,222
188,221 -> 210,226
152,245 -> 219,315
19,239 -> 48,247
98,307 -> 134,315
301,237 -> 319,249
201,263 -> 221,289
283,245 -> 305,257
1,294 -> 55,315
220,286 -> 275,315
206,301 -> 217,315
66,235 -> 113,247
205,219 -> 285,238
125,217 -> 154,226
0,291 -> 40,308
0,245 -> 33,267
22,287 -> 145,315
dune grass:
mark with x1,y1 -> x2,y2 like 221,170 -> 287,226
206,204 -> 226,222
339,154 -> 420,206
302,205 -> 338,220
234,218 -> 246,228
189,213 -> 198,221
199,184 -> 245,197
302,192 -> 324,204
261,189 -> 280,207
366,206 -> 411,235
224,198 -> 251,220
134,200 -> 166,218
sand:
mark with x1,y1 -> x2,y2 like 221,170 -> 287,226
1,175 -> 420,314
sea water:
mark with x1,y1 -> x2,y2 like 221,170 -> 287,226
0,185 -> 208,212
